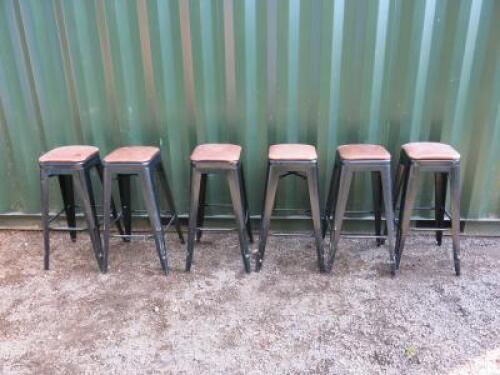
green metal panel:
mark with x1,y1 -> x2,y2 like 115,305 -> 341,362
0,0 -> 500,220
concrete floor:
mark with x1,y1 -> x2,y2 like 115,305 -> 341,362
0,230 -> 499,374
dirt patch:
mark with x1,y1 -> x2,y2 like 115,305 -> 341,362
0,230 -> 499,374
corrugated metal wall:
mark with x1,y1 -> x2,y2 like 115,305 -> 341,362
0,0 -> 499,221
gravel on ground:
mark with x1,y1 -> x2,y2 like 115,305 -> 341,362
0,230 -> 499,374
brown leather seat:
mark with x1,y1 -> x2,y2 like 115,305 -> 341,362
268,144 -> 317,160
103,146 -> 160,163
402,142 -> 460,160
39,145 -> 99,164
190,144 -> 242,163
337,144 -> 390,160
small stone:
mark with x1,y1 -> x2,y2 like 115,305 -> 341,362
404,345 -> 417,361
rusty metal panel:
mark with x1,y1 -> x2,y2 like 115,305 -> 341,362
0,0 -> 499,221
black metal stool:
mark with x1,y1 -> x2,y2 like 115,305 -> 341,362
323,144 -> 396,274
256,144 -> 325,272
394,142 -> 461,275
102,146 -> 184,276
39,145 -> 123,271
186,144 -> 253,273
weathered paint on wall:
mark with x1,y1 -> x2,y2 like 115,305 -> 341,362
0,0 -> 499,220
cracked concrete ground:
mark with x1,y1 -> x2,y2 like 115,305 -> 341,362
0,230 -> 499,374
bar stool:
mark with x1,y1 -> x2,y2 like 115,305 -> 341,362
394,142 -> 461,275
39,145 -> 123,271
323,145 -> 396,274
256,144 -> 325,272
186,144 -> 253,273
102,146 -> 184,276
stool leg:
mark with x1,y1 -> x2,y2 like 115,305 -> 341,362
74,168 -> 104,272
372,171 -> 383,246
256,163 -> 279,272
97,164 -> 125,238
306,164 -> 326,272
323,160 -> 340,237
395,163 -> 419,270
117,174 -> 132,240
227,169 -> 251,273
327,164 -> 352,272
102,168 -> 113,273
40,170 -> 50,270
381,165 -> 397,276
239,165 -> 254,243
58,175 -> 76,242
196,173 -> 207,242
186,167 -> 202,271
386,159 -> 405,241
434,172 -> 448,246
158,163 -> 185,244
450,164 -> 461,276
141,168 -> 169,275
393,161 -> 405,210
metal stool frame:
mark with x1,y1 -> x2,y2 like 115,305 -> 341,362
102,152 -> 184,276
394,150 -> 461,275
323,151 -> 396,275
256,159 -> 325,273
40,153 -> 123,271
186,160 -> 253,273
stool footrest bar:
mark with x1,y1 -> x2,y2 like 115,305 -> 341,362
200,203 -> 233,208
48,225 -> 88,232
197,226 -> 236,232
337,234 -> 387,240
48,208 -> 66,224
111,233 -> 155,240
160,215 -> 176,227
97,213 -> 122,227
410,226 -> 450,232
270,232 -> 314,237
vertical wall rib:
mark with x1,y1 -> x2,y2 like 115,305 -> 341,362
0,0 -> 498,220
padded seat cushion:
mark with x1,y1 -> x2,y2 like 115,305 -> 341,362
337,144 -> 390,160
402,142 -> 460,160
103,146 -> 160,163
39,145 -> 99,164
190,144 -> 242,163
268,144 -> 317,160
